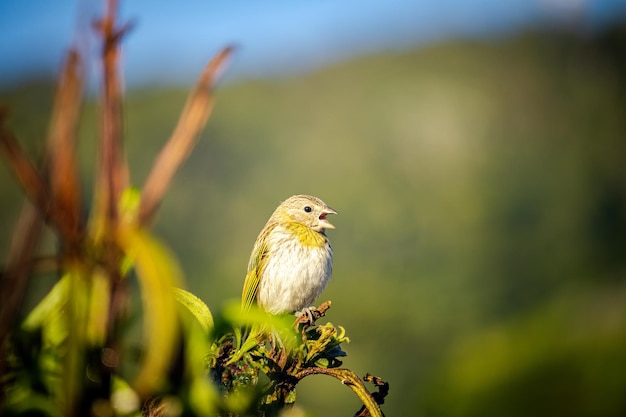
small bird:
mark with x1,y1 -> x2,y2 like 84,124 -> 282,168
241,194 -> 337,315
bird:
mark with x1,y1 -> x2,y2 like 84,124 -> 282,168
241,194 -> 337,316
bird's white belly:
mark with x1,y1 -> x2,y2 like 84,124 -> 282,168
257,236 -> 332,314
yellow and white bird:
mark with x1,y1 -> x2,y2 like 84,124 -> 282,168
241,194 -> 337,315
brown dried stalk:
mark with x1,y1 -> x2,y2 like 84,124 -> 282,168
47,49 -> 85,248
138,46 -> 234,226
93,0 -> 132,227
0,47 -> 85,252
0,46 -> 85,392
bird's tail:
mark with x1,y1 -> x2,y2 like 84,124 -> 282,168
227,308 -> 269,365
227,307 -> 297,365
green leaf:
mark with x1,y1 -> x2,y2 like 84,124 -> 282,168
23,274 -> 70,337
118,187 -> 142,225
188,378 -> 220,416
86,267 -> 110,345
116,226 -> 182,397
175,288 -> 222,416
174,287 -> 214,334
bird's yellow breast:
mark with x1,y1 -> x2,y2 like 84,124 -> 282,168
284,221 -> 327,247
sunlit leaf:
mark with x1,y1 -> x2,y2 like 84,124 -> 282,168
174,287 -> 214,334
224,386 -> 256,415
64,264 -> 91,415
118,187 -> 142,225
86,267 -> 111,345
188,378 -> 220,416
175,288 -> 220,412
23,274 -> 70,346
116,226 -> 182,397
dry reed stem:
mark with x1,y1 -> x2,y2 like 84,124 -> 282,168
93,0 -> 131,227
47,49 -> 84,246
0,47 -> 86,389
138,46 -> 234,226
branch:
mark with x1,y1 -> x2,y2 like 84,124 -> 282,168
138,46 -> 234,226
294,367 -> 385,417
354,374 -> 389,417
294,300 -> 332,328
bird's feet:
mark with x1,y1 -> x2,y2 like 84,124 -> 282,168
293,301 -> 332,328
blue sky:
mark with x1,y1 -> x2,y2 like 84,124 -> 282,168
1,0 -> 625,89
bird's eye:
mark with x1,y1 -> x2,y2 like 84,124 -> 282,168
304,206 -> 312,213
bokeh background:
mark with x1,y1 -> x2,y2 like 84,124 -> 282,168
2,1 -> 626,416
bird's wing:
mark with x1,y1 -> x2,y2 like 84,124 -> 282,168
241,227 -> 272,311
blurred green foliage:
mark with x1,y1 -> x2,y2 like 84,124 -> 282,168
2,25 -> 626,416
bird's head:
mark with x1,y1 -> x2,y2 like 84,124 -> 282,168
277,194 -> 337,233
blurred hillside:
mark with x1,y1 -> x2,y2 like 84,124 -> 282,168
2,26 -> 626,416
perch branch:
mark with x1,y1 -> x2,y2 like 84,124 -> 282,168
294,300 -> 332,328
294,367 -> 385,417
354,374 -> 389,417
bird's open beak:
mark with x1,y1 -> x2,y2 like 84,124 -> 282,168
318,207 -> 338,230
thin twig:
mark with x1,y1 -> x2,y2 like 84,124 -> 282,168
138,46 -> 234,226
